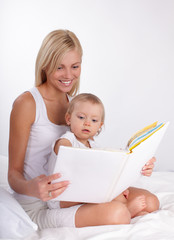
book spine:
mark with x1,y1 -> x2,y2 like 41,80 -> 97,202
105,153 -> 129,202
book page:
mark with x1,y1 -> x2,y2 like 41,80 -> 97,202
127,121 -> 157,148
51,147 -> 128,203
109,122 -> 169,201
128,122 -> 164,151
50,122 -> 169,203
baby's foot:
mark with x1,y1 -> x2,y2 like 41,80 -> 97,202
127,195 -> 147,218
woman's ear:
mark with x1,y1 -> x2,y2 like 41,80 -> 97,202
65,113 -> 71,125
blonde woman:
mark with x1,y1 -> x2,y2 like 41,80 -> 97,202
8,30 -> 158,229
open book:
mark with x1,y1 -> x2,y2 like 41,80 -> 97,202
50,121 -> 169,203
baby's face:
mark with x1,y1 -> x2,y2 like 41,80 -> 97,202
67,101 -> 103,142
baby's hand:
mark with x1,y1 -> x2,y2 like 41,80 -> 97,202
141,157 -> 156,176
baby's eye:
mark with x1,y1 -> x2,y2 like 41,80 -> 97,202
92,119 -> 98,123
78,116 -> 84,120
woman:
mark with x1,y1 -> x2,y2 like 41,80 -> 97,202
8,29 -> 158,229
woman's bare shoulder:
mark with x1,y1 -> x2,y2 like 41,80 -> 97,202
13,91 -> 35,108
11,91 -> 36,122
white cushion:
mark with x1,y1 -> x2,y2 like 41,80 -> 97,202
0,186 -> 38,239
0,155 -> 8,188
0,154 -> 38,239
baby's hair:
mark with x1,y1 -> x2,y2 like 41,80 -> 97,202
66,93 -> 105,123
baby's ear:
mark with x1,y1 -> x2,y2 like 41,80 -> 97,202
65,113 -> 71,125
97,122 -> 104,135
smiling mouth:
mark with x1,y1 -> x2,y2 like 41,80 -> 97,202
59,80 -> 73,86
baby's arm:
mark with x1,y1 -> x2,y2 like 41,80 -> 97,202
54,138 -> 82,208
54,138 -> 72,155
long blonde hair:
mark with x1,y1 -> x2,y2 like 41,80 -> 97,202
35,30 -> 83,96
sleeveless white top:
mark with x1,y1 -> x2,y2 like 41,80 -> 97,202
14,87 -> 69,201
60,130 -> 97,148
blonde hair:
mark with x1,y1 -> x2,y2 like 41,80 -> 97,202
66,93 -> 105,123
35,29 -> 83,96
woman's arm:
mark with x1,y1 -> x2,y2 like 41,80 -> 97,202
8,92 -> 35,195
8,92 -> 69,201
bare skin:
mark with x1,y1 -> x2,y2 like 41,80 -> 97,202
8,42 -> 158,226
8,49 -> 81,201
8,89 -> 69,201
75,201 -> 131,227
60,189 -> 158,227
113,189 -> 147,218
8,80 -> 156,202
54,121 -> 159,227
126,195 -> 147,217
60,190 -> 148,227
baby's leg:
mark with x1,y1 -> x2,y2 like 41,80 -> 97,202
112,190 -> 147,218
122,189 -> 129,199
127,195 -> 147,218
112,191 -> 128,203
75,201 -> 131,227
128,187 -> 159,214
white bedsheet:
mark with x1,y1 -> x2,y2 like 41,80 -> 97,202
1,155 -> 174,240
23,172 -> 174,240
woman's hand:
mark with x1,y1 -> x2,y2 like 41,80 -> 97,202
28,173 -> 69,201
141,157 -> 156,176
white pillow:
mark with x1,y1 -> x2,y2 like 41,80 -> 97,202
0,186 -> 38,239
0,155 -> 8,188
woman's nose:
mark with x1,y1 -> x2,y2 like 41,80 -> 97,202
63,68 -> 73,79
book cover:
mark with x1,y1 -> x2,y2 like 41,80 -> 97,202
50,121 -> 169,203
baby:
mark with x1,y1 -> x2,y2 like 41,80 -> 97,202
48,93 -> 147,227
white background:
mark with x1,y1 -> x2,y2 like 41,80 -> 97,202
0,0 -> 174,171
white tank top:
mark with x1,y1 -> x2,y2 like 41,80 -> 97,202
13,87 -> 69,201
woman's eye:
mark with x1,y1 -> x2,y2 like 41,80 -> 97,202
72,65 -> 79,69
57,66 -> 62,70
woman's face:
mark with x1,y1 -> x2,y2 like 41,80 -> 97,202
46,49 -> 81,93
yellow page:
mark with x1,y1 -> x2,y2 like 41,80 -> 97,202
129,123 -> 165,151
127,121 -> 158,147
